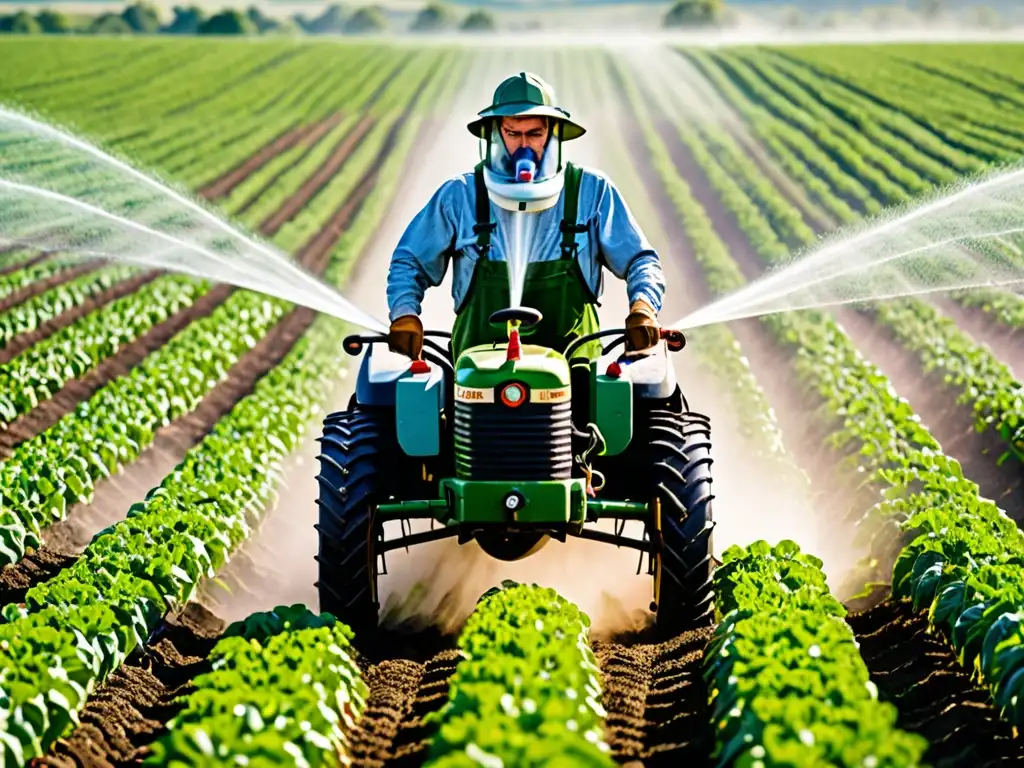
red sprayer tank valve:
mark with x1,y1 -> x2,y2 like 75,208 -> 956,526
506,328 -> 522,362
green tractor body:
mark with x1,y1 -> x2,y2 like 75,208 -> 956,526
317,309 -> 715,638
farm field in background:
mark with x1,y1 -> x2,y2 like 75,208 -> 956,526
0,36 -> 1022,767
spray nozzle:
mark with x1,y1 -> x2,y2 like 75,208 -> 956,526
511,147 -> 538,183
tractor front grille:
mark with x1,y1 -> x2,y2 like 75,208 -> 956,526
454,400 -> 573,480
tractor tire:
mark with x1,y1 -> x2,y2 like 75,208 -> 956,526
314,405 -> 395,636
650,410 -> 715,637
592,406 -> 715,637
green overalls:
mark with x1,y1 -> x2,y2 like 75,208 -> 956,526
450,161 -> 603,362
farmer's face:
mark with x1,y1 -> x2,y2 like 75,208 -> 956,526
500,116 -> 549,158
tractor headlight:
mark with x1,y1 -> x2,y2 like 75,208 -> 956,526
500,383 -> 526,408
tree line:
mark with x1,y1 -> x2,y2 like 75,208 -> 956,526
0,1 -> 498,35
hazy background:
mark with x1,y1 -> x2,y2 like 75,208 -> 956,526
0,0 -> 1021,40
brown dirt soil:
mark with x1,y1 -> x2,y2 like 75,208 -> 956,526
849,599 -> 1024,768
259,113 -> 377,236
36,602 -> 225,768
627,95 -> 868,557
234,112 -> 346,217
0,261 -> 99,315
834,306 -> 1024,518
594,627 -> 715,767
349,648 -> 463,768
0,252 -> 48,278
0,270 -> 161,365
0,548 -> 76,607
198,114 -> 340,200
7,111 -> 401,599
37,118 -> 401,561
0,282 -> 235,459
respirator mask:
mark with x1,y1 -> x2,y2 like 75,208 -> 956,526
480,120 -> 565,213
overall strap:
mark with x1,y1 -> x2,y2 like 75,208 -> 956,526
473,161 -> 495,254
559,162 -> 586,260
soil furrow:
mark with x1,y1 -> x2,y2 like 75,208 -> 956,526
644,80 -> 1023,525
41,303 -> 318,554
594,627 -> 715,766
37,602 -> 225,768
632,90 -> 867,542
0,252 -> 48,278
0,270 -> 161,366
0,282 -> 235,459
259,113 -> 377,236
198,118 -> 328,199
849,600 -> 1024,768
350,659 -> 425,768
7,115 -> 404,600
0,548 -> 77,606
389,650 -> 462,767
233,111 -> 346,215
0,261 -> 98,315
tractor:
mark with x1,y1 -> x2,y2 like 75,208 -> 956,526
314,306 -> 715,638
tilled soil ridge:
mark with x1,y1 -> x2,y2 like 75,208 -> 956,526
0,261 -> 99,315
37,602 -> 225,768
349,649 -> 462,768
849,599 -> 1024,768
0,270 -> 161,366
595,627 -> 715,767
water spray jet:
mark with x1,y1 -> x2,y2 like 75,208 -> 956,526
0,106 -> 388,333
670,163 -> 1024,330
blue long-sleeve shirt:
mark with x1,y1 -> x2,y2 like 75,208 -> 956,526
386,165 -> 666,321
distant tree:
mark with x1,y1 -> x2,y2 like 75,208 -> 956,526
90,12 -> 134,33
971,6 -> 1001,27
410,2 -> 455,31
305,4 -> 346,33
779,5 -> 807,28
460,8 -> 495,30
198,9 -> 257,34
163,5 -> 205,33
6,10 -> 42,32
344,6 -> 387,33
920,0 -> 943,19
35,9 -> 73,32
122,2 -> 161,32
662,0 -> 722,28
246,6 -> 284,32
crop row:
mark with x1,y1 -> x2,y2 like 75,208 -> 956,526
662,48 -> 1024,469
615,49 -> 1024,738
587,50 -> 808,484
772,46 -> 1024,158
0,51 -> 447,567
626,47 -> 1024,734
424,582 -> 613,767
709,540 -> 927,766
0,257 -> 82,302
0,273 -> 205,434
0,47 -> 461,763
0,263 -> 138,347
0,51 -> 438,468
147,605 -> 367,766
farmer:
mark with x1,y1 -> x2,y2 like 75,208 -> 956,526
385,72 -> 666,362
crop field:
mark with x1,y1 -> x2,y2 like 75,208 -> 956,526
0,36 -> 1022,768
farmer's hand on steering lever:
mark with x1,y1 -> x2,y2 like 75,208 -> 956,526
388,314 -> 424,359
625,299 -> 660,351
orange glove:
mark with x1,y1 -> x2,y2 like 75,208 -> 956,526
388,314 -> 424,359
625,299 -> 660,351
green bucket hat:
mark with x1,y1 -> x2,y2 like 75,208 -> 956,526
467,72 -> 586,142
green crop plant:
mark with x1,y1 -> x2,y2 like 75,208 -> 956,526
708,541 -> 928,767
423,582 -> 614,768
147,605 -> 367,766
